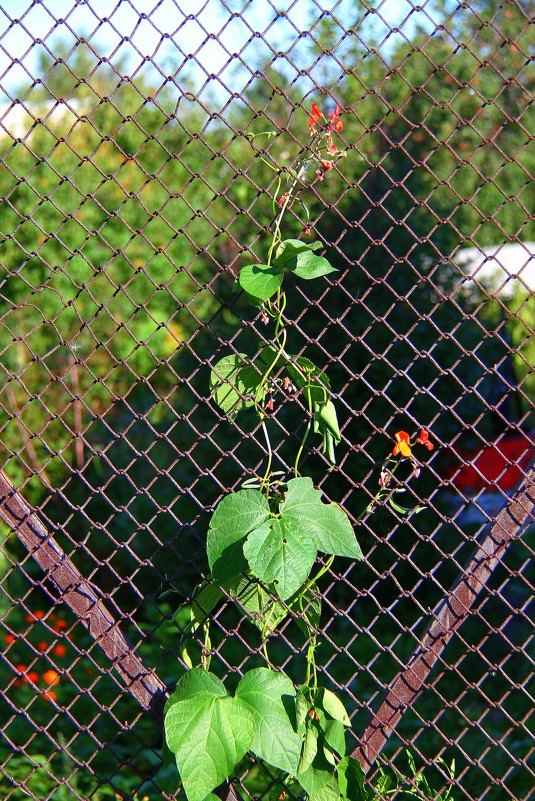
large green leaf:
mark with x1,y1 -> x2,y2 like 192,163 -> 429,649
244,516 -> 317,600
281,478 -> 362,560
238,263 -> 283,300
236,668 -> 301,774
209,354 -> 264,416
207,490 -> 270,584
273,239 -> 337,280
164,669 -> 255,801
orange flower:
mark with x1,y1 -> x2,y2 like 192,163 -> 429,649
43,690 -> 57,703
309,102 -> 322,133
393,431 -> 412,458
43,669 -> 60,686
329,104 -> 343,131
53,644 -> 67,658
416,429 -> 434,450
37,641 -> 48,652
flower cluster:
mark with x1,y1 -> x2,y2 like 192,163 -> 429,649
378,429 -> 434,494
308,102 -> 347,181
4,608 -> 72,703
13,664 -> 61,703
309,102 -> 343,135
264,375 -> 297,413
392,429 -> 434,458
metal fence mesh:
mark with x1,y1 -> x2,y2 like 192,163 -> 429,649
0,1 -> 533,799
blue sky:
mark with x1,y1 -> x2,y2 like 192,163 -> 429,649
0,0 -> 440,106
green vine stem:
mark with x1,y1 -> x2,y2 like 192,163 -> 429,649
164,101 -> 442,801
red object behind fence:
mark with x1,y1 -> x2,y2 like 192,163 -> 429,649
444,433 -> 534,493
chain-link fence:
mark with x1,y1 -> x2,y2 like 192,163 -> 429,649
0,1 -> 533,799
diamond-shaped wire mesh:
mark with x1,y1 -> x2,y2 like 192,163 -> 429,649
0,1 -> 533,799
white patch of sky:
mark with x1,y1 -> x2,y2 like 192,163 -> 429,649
0,0 -> 444,109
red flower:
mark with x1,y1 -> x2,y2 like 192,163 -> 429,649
416,429 -> 434,450
393,431 -> 411,458
15,665 -> 38,686
53,644 -> 67,658
329,104 -> 343,131
309,102 -> 322,133
25,610 -> 45,622
266,398 -> 275,411
320,159 -> 334,171
277,192 -> 290,207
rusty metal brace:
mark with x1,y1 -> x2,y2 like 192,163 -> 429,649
0,470 -> 167,718
351,458 -> 535,772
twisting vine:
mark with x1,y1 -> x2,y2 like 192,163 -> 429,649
163,102 -> 453,801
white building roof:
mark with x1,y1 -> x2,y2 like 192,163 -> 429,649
454,242 -> 535,298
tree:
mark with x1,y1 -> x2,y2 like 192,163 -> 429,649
0,41 -> 239,496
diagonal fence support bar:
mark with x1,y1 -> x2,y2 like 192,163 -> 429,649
0,471 -> 168,716
352,460 -> 535,772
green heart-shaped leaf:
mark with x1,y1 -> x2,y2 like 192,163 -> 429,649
164,669 -> 255,801
281,478 -> 362,560
238,264 -> 283,300
207,490 -> 270,584
236,668 -> 301,774
274,239 -> 337,279
244,516 -> 317,600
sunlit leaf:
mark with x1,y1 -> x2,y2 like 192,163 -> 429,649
164,669 -> 255,801
207,490 -> 270,584
236,668 -> 301,774
244,516 -> 317,600
281,478 -> 362,560
238,263 -> 283,300
274,239 -> 337,279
